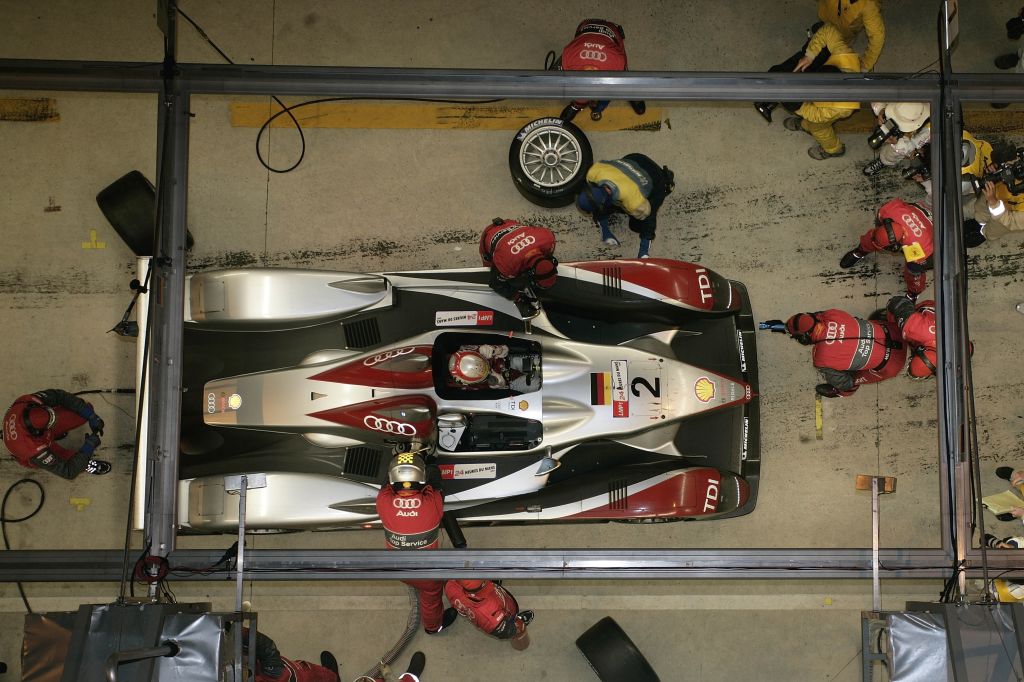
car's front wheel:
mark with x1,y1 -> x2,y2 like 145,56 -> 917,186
508,117 -> 592,208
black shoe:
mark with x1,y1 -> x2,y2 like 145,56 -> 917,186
85,459 -> 112,475
783,116 -> 803,132
518,610 -> 535,626
425,607 -> 458,634
991,103 -> 1011,109
995,53 -> 1020,70
839,250 -> 865,269
863,158 -> 887,176
984,533 -> 1002,549
319,651 -> 339,674
405,652 -> 426,677
629,100 -> 647,115
815,384 -> 842,398
559,104 -> 580,122
997,466 -> 1016,481
590,110 -> 602,121
754,102 -> 777,123
997,512 -> 1017,522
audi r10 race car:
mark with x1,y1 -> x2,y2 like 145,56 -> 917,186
173,258 -> 760,532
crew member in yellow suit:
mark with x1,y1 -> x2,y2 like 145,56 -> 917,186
782,23 -> 861,160
816,0 -> 885,72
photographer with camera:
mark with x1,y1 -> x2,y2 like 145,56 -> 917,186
973,148 -> 1024,242
995,6 -> 1024,71
862,102 -> 931,177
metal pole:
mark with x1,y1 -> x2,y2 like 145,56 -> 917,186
234,474 -> 248,682
872,476 -> 881,612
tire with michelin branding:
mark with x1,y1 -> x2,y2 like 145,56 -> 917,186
576,617 -> 661,682
508,117 -> 592,208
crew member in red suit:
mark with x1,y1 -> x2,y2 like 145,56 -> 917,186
375,452 -> 457,634
885,295 -> 970,380
444,579 -> 535,650
479,218 -> 558,317
763,309 -> 907,398
244,628 -> 340,682
838,199 -> 934,300
3,388 -> 110,478
557,19 -> 646,121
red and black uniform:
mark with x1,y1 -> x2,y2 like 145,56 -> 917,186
561,20 -> 628,72
479,219 -> 558,300
857,199 -> 934,297
376,478 -> 446,632
444,579 -> 528,641
805,309 -> 907,395
888,296 -> 938,378
246,629 -> 339,682
3,389 -> 99,479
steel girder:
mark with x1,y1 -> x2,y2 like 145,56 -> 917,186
0,35 -> 1022,580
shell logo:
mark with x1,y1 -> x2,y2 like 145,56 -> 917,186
227,393 -> 243,410
694,377 -> 716,403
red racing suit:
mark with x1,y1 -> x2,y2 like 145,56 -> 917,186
376,482 -> 446,632
479,219 -> 557,297
444,579 -> 527,640
858,199 -> 933,296
887,296 -> 937,378
561,19 -> 628,111
2,389 -> 97,479
256,657 -> 338,682
807,309 -> 907,395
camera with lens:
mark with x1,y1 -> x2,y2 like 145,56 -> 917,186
868,118 -> 901,150
969,147 -> 1024,196
901,161 -> 930,182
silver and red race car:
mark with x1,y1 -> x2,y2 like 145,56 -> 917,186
175,258 -> 760,532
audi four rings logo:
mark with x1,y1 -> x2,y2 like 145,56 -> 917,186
207,392 -> 216,414
578,49 -> 607,61
508,234 -> 536,254
363,347 -> 415,366
393,497 -> 422,509
363,415 -> 417,435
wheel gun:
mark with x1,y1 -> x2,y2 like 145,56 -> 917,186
758,320 -> 788,333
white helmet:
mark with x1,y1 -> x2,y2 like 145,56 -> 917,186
387,452 -> 427,491
449,350 -> 490,385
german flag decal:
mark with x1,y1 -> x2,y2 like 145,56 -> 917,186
590,372 -> 612,405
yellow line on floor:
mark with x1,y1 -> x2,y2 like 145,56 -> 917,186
815,395 -> 823,440
0,97 -> 59,122
230,101 -> 662,131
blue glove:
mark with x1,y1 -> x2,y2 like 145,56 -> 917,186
81,432 -> 101,457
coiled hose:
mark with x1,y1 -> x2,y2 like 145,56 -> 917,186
356,585 -> 420,681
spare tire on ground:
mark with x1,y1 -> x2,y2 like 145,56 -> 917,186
508,117 -> 592,208
576,616 -> 661,682
96,170 -> 194,256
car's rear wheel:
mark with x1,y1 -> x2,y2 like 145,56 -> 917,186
576,616 -> 661,682
508,117 -> 592,208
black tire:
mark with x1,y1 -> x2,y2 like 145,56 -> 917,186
96,170 -> 194,256
576,617 -> 661,682
508,117 -> 592,208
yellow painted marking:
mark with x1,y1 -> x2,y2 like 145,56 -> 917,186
230,101 -> 662,131
823,596 -> 833,606
815,395 -> 823,440
81,229 -> 106,249
0,97 -> 59,122
70,497 -> 91,512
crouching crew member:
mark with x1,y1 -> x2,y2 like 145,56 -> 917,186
839,199 -> 933,300
763,309 -> 906,398
244,628 -> 340,682
556,19 -> 644,122
479,218 -> 558,318
375,452 -> 457,635
444,579 -> 535,650
576,154 -> 674,259
3,388 -> 110,478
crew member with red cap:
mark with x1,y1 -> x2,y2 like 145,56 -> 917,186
839,199 -> 933,300
3,388 -> 110,478
444,579 -> 535,650
555,19 -> 645,122
479,218 -> 558,318
375,452 -> 457,635
763,309 -> 907,397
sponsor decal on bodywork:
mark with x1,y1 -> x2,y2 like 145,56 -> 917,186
611,360 -> 629,417
694,376 -> 716,403
741,416 -> 749,460
435,311 -> 494,327
737,331 -> 747,372
439,463 -> 498,480
590,372 -> 611,405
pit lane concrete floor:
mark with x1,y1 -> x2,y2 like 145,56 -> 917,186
0,1 -> 1022,680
